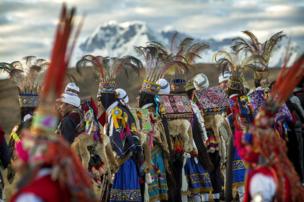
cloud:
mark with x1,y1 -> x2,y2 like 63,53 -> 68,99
0,0 -> 303,63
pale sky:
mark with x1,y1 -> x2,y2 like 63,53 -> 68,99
1,0 -> 303,63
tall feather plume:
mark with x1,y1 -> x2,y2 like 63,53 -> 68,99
76,54 -> 143,82
0,57 -> 49,94
262,31 -> 285,64
242,30 -> 261,53
29,4 -> 94,201
146,41 -> 188,76
185,42 -> 209,64
170,35 -> 209,72
41,4 -> 80,99
170,31 -> 179,54
271,54 -> 304,106
232,31 -> 261,54
175,37 -> 194,59
0,62 -> 22,77
135,43 -> 170,81
232,30 -> 285,67
213,50 -> 249,82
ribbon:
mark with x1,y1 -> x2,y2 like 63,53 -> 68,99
154,95 -> 160,117
32,113 -> 58,132
147,131 -> 154,148
10,131 -> 20,142
111,107 -> 123,129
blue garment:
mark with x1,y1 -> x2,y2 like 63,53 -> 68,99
232,148 -> 247,187
184,157 -> 212,194
148,145 -> 168,201
110,159 -> 142,202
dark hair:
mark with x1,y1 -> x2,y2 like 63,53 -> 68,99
20,107 -> 35,122
98,93 -> 117,109
254,79 -> 261,88
139,92 -> 156,108
186,89 -> 195,100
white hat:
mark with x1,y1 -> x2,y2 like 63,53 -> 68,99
156,78 -> 170,95
59,92 -> 81,107
115,88 -> 129,104
193,73 -> 209,90
218,71 -> 232,83
64,82 -> 80,95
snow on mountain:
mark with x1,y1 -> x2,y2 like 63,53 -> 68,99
78,21 -> 164,58
77,21 -> 303,67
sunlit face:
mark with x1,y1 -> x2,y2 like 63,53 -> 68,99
97,98 -> 105,113
58,102 -> 72,117
260,78 -> 269,89
219,80 -> 229,91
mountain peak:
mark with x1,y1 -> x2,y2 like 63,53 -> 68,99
77,21 -> 303,67
79,21 -> 161,56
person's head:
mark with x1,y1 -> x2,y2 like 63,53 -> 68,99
64,82 -> 80,95
170,78 -> 186,94
156,78 -> 170,95
115,88 -> 129,104
57,92 -> 80,116
139,92 -> 157,109
185,80 -> 195,100
58,102 -> 75,116
18,93 -> 39,123
193,73 -> 209,90
218,71 -> 232,92
227,81 -> 244,96
20,107 -> 35,122
96,80 -> 117,110
97,92 -> 117,110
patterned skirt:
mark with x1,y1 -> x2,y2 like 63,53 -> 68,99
184,157 -> 212,194
110,159 -> 142,202
232,148 -> 247,188
148,146 -> 168,202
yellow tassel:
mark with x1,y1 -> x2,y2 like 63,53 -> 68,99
11,132 -> 20,142
111,107 -> 123,129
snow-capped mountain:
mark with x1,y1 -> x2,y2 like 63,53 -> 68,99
79,21 -> 164,58
77,21 -> 303,67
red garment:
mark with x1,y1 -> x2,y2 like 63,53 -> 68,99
11,174 -> 71,202
98,112 -> 107,126
244,166 -> 291,202
0,126 -> 5,144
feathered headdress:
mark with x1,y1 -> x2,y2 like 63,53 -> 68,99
76,54 -> 143,95
0,56 -> 48,108
232,31 -> 285,81
31,5 -> 81,136
168,33 -> 209,93
17,4 -> 95,202
214,51 -> 243,95
135,40 -> 190,94
238,54 -> 304,201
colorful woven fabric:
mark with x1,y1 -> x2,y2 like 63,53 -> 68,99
194,86 -> 229,115
110,159 -> 142,202
130,108 -> 152,133
248,89 -> 266,117
148,145 -> 169,202
184,157 -> 212,194
159,95 -> 193,119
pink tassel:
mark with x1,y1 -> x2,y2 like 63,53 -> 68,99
15,141 -> 29,163
148,131 -> 154,148
119,130 -> 125,141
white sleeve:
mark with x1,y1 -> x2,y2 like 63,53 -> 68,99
16,193 -> 44,202
290,96 -> 304,118
191,102 -> 208,141
250,173 -> 276,202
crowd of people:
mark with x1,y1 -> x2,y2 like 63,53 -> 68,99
0,4 -> 304,202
